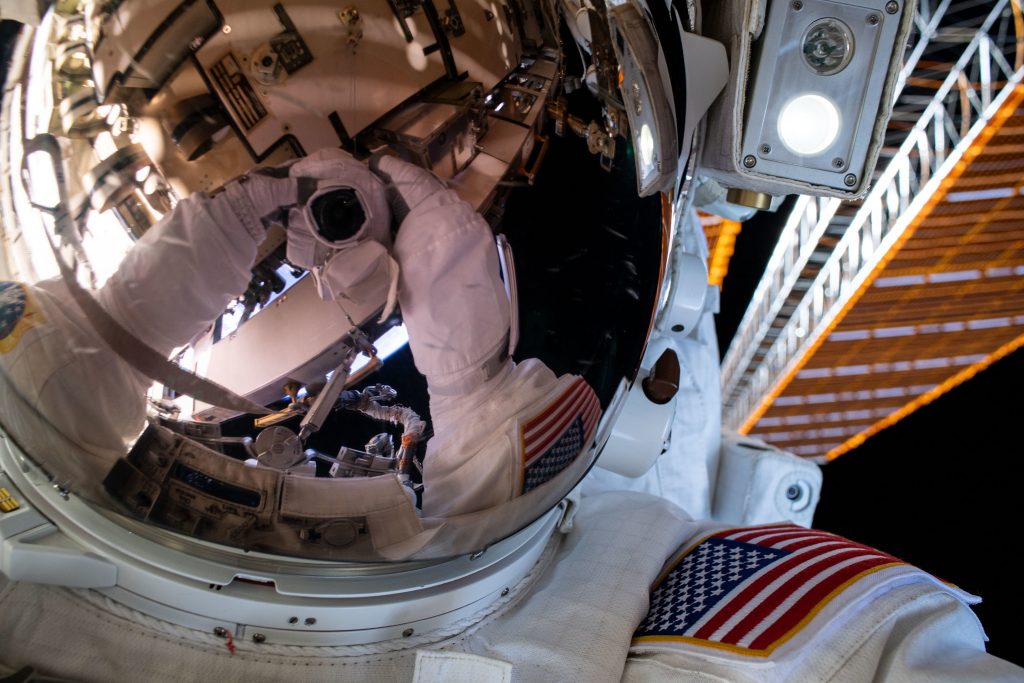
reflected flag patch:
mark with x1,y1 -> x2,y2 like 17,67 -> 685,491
0,282 -> 44,353
633,524 -> 905,656
520,377 -> 600,493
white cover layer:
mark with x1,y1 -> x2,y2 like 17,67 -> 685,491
1,491 -> 1019,682
378,155 -> 568,517
625,572 -> 1023,683
584,206 -> 722,520
584,309 -> 722,519
0,182 -> 268,498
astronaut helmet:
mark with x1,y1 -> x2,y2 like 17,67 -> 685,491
0,0 -> 720,646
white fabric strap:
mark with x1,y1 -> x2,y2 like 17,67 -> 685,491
45,221 -> 273,416
412,651 -> 512,683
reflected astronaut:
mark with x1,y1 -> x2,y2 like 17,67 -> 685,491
1,0 -> 1022,680
2,146 -> 592,561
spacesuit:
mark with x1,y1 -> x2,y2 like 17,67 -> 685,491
0,153 -> 1021,682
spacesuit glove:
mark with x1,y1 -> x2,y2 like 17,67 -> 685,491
220,160 -> 302,243
369,154 -> 450,225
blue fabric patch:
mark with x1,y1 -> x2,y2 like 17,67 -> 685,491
523,416 -> 584,492
0,282 -> 28,340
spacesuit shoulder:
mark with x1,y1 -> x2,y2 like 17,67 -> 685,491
624,523 -> 1022,681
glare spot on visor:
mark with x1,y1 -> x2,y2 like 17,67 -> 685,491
777,94 -> 841,156
638,124 -> 655,170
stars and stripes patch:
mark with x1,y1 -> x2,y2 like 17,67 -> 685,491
520,377 -> 600,493
0,282 -> 44,354
633,524 -> 905,656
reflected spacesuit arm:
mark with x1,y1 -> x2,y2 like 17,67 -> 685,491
95,175 -> 289,357
372,155 -> 578,517
0,171 -> 295,492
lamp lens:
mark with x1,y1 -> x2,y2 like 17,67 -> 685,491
638,123 -> 655,170
802,18 -> 854,76
777,94 -> 841,155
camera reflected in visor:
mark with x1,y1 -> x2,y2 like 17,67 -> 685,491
310,187 -> 366,244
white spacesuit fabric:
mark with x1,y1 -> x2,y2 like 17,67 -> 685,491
0,491 -> 694,682
583,308 -> 722,518
584,207 -> 723,519
2,153 -> 1022,682
279,149 -> 397,312
374,155 -> 597,517
2,492 -> 1020,682
0,151 -> 388,503
373,154 -> 512,393
0,180 -> 272,498
622,523 -> 1024,683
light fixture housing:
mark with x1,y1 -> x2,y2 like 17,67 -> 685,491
699,0 -> 913,198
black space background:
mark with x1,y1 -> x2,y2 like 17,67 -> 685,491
718,200 -> 1024,666
2,15 -> 1021,670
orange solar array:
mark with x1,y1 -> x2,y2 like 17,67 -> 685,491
701,213 -> 742,287
745,86 -> 1024,459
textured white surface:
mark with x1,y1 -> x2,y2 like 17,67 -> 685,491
0,492 -> 694,682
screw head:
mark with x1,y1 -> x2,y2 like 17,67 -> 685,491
786,485 -> 802,501
760,144 -> 772,155
743,155 -> 757,168
885,0 -> 898,13
252,633 -> 266,644
213,627 -> 228,638
288,617 -> 298,624
304,617 -> 317,626
832,157 -> 844,169
867,13 -> 879,25
501,587 -> 510,597
844,174 -> 857,187
402,628 -> 415,637
791,0 -> 803,10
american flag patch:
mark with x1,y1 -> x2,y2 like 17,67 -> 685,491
633,524 -> 905,656
520,377 -> 600,493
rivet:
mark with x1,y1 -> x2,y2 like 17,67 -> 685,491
469,550 -> 485,560
222,25 -> 232,34
288,617 -> 299,624
501,587 -> 510,597
213,626 -> 228,638
402,628 -> 415,637
304,617 -> 316,626
252,633 -> 266,643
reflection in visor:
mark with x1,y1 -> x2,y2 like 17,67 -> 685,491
0,0 -> 664,565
